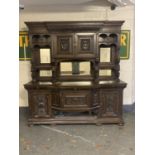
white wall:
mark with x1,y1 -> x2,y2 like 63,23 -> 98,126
108,6 -> 135,105
19,6 -> 134,106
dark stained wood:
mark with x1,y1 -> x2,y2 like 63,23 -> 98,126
24,21 -> 127,125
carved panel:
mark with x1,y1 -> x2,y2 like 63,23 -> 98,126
60,91 -> 91,108
65,97 -> 86,106
81,39 -> 90,51
56,35 -> 73,54
106,95 -> 115,112
60,38 -> 70,51
32,94 -> 51,117
100,91 -> 120,117
35,95 -> 47,115
76,33 -> 95,54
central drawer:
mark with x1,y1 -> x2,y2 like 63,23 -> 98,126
60,90 -> 91,108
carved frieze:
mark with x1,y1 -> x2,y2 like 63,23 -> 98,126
99,33 -> 118,45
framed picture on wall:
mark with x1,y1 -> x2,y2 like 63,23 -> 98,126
120,30 -> 130,59
19,31 -> 31,61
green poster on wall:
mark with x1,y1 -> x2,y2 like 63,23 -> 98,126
19,31 -> 31,61
120,30 -> 130,59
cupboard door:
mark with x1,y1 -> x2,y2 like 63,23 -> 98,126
75,33 -> 96,57
100,90 -> 122,117
29,92 -> 51,118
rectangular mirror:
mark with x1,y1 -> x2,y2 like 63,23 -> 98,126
99,69 -> 111,76
60,62 -> 72,75
60,62 -> 91,76
79,62 -> 90,75
40,48 -> 51,63
40,70 -> 52,77
100,47 -> 111,63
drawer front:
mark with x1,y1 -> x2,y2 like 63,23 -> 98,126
60,91 -> 91,108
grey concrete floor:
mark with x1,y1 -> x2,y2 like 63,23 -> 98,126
19,110 -> 134,155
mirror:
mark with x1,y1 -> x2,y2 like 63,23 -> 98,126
79,62 -> 90,75
60,62 -> 91,76
60,62 -> 72,75
100,47 -> 111,63
40,70 -> 52,77
99,69 -> 111,76
40,48 -> 51,63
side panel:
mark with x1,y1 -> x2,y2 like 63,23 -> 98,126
28,90 -> 52,118
99,89 -> 123,118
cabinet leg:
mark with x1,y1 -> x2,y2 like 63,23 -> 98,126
96,122 -> 102,126
118,121 -> 124,126
89,111 -> 92,116
28,123 -> 33,127
50,123 -> 56,126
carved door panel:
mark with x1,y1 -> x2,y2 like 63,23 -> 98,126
53,34 -> 74,57
53,33 -> 96,58
30,92 -> 51,118
75,33 -> 96,57
60,90 -> 91,109
100,90 -> 121,117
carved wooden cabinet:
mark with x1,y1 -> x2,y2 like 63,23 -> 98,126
24,21 -> 127,125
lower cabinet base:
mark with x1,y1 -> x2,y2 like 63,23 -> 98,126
24,81 -> 127,126
27,116 -> 124,126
